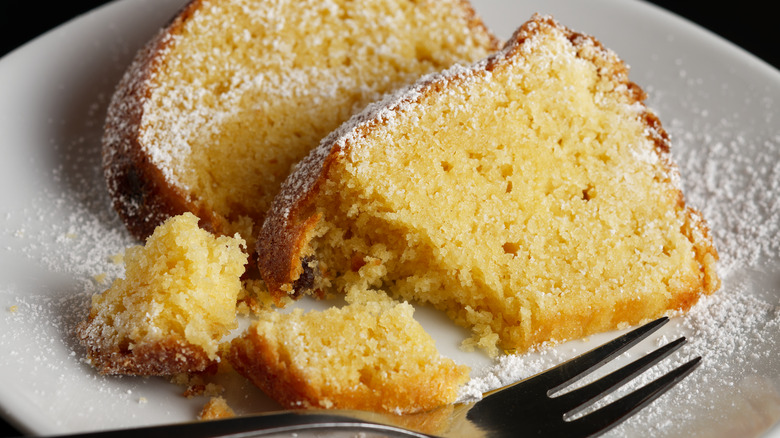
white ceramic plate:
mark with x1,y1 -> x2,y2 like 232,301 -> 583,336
1,0 -> 779,436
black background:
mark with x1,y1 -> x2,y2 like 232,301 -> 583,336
2,2 -> 778,69
0,1 -> 776,436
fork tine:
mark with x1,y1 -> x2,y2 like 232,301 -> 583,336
533,317 -> 670,393
566,356 -> 702,437
555,336 -> 687,414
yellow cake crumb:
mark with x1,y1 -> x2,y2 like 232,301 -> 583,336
237,277 -> 289,314
109,252 -> 124,265
76,213 -> 248,375
93,273 -> 108,285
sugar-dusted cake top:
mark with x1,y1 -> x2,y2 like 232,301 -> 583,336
102,0 -> 500,241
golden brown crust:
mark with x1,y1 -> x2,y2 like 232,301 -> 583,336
257,202 -> 323,301
455,0 -> 502,53
76,317 -> 215,376
228,327 -> 314,409
102,0 -> 227,241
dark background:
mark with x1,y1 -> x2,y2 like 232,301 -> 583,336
2,1 -> 779,69
0,1 -> 776,436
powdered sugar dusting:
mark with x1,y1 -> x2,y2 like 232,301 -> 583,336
677,130 -> 780,276
0,76 -> 200,432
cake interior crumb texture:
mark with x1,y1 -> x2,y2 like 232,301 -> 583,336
77,212 -> 248,375
229,289 -> 469,414
133,0 -> 497,240
262,15 -> 720,356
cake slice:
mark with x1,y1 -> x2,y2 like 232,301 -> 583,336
103,0 -> 500,244
257,14 -> 720,356
228,290 -> 469,414
76,213 -> 247,375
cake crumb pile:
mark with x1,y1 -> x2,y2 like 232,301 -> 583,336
76,212 -> 247,375
258,14 -> 720,356
228,290 -> 469,414
198,396 -> 236,420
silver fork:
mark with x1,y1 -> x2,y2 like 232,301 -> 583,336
60,316 -> 699,438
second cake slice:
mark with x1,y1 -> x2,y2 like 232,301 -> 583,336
257,14 -> 720,356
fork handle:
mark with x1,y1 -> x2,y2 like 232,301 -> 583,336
49,411 -> 432,438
